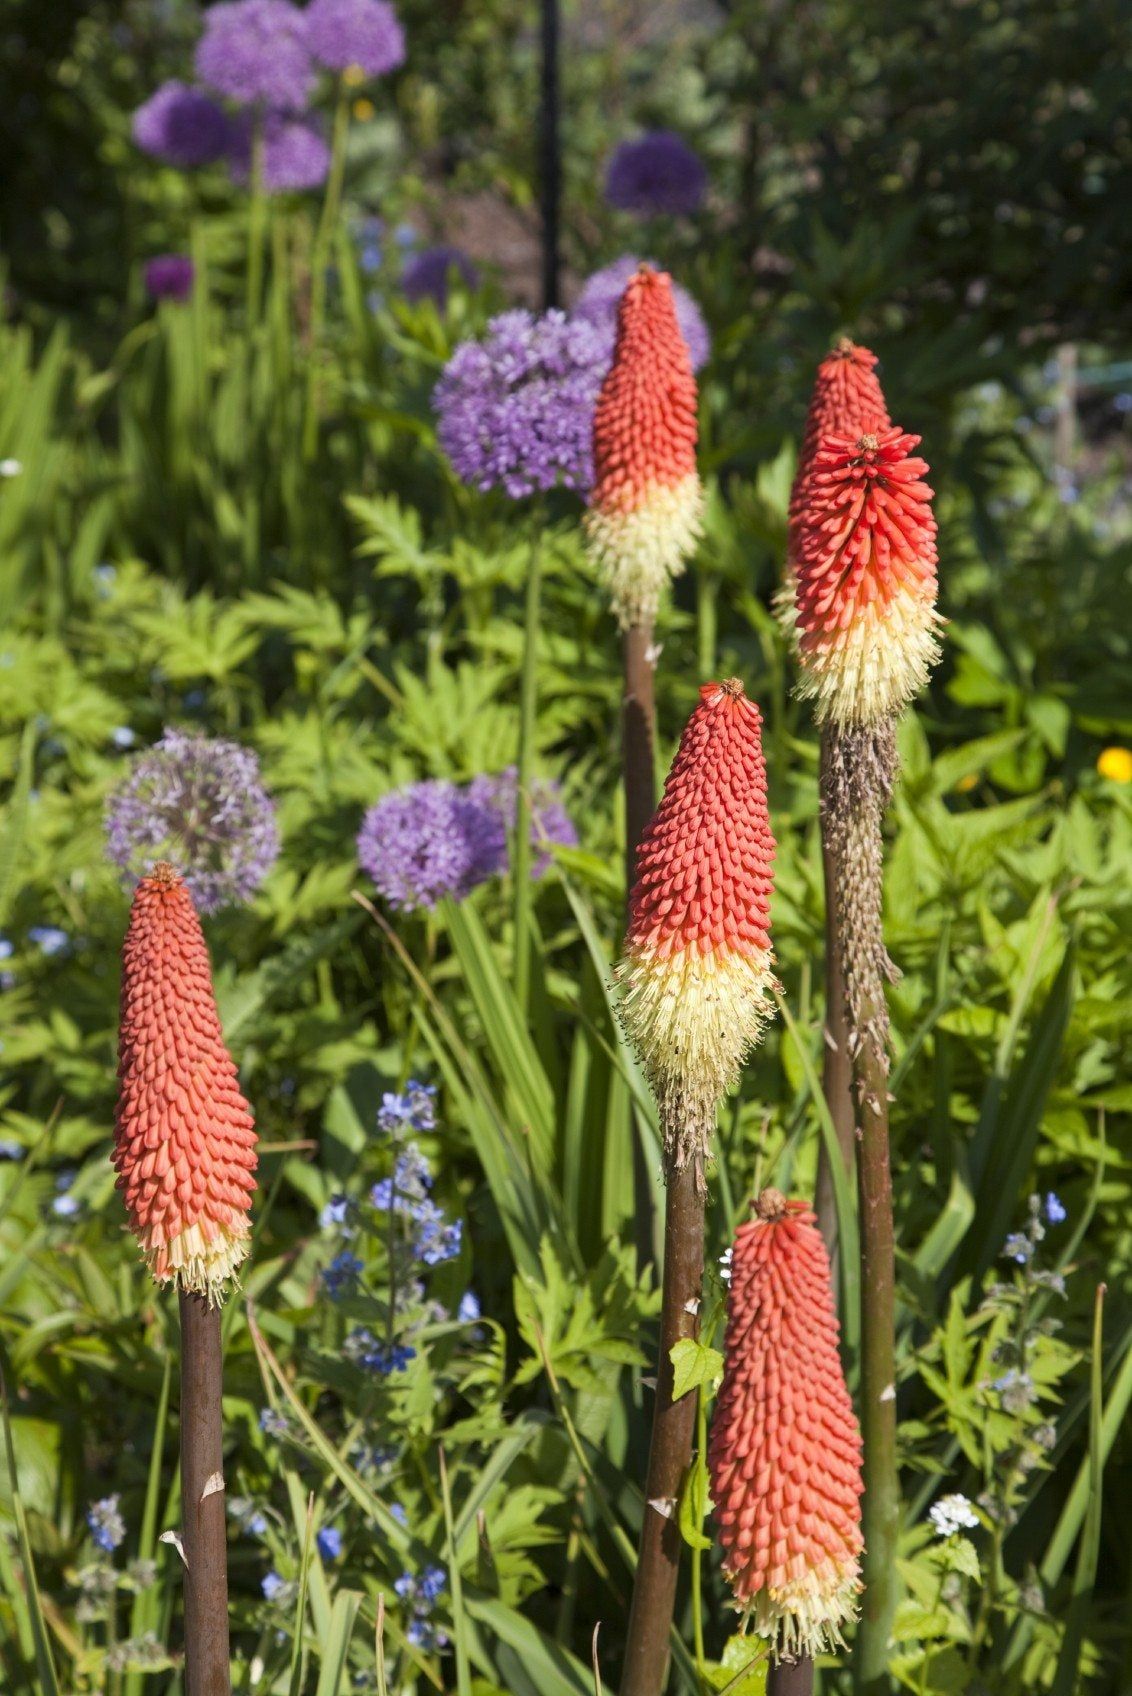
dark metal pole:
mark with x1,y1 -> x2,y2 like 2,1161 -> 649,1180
179,1292 -> 232,1696
539,0 -> 561,308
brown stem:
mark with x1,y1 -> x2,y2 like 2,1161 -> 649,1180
821,723 -> 900,1690
179,1292 -> 232,1696
623,622 -> 658,1275
620,1160 -> 705,1696
853,1015 -> 899,1691
814,729 -> 856,1271
768,1658 -> 815,1696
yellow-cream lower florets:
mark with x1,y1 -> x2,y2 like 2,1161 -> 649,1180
585,474 -> 704,629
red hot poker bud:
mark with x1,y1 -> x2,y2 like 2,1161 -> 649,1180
114,863 -> 257,1303
787,339 -> 890,571
793,424 -> 941,727
584,264 -> 704,629
618,680 -> 776,1174
709,1190 -> 863,1659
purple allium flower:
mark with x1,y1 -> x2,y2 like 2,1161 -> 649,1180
195,0 -> 316,112
434,310 -> 608,498
104,728 -> 279,914
467,768 -> 578,876
572,255 -> 710,372
132,81 -> 230,168
357,780 -> 504,912
305,0 -> 406,76
228,113 -> 330,192
143,255 -> 195,303
87,1496 -> 126,1554
605,130 -> 708,216
402,245 -> 478,308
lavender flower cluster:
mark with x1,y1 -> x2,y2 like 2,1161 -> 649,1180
104,727 -> 279,914
573,254 -> 711,372
131,0 -> 405,206
434,309 -> 609,497
357,768 -> 577,913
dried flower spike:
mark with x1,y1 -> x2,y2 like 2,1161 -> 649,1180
585,265 -> 704,629
709,1190 -> 863,1659
793,424 -> 941,726
618,680 -> 775,1174
114,864 -> 257,1302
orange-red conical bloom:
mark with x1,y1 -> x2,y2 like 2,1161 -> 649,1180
793,424 -> 941,726
787,339 -> 890,570
709,1190 -> 863,1659
114,863 -> 257,1302
619,680 -> 775,1171
584,264 -> 704,629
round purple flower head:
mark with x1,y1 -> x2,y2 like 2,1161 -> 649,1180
402,245 -> 478,308
305,0 -> 406,76
605,131 -> 707,217
573,254 -> 710,372
144,255 -> 195,303
195,0 -> 316,112
467,769 -> 578,877
357,780 -> 505,913
132,81 -> 230,168
434,309 -> 608,498
105,728 -> 280,914
228,113 -> 330,192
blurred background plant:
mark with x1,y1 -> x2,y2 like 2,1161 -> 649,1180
1,0 -> 1131,1691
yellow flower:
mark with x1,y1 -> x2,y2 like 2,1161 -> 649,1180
353,97 -> 376,120
955,772 -> 978,794
1097,746 -> 1132,784
343,63 -> 367,88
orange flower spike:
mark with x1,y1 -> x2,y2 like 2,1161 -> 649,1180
787,339 -> 890,569
619,680 -> 776,1173
585,264 -> 704,629
793,424 -> 941,726
709,1190 -> 864,1659
114,863 -> 257,1304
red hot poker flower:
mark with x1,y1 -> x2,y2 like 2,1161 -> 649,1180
787,339 -> 890,570
584,264 -> 704,629
709,1190 -> 863,1659
619,680 -> 775,1172
114,863 -> 257,1303
793,424 -> 941,726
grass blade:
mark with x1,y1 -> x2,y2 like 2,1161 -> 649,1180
0,1363 -> 61,1696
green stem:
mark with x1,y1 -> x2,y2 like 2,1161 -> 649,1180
302,80 -> 351,460
691,1387 -> 707,1681
696,568 -> 717,681
512,530 -> 542,1014
246,117 -> 267,327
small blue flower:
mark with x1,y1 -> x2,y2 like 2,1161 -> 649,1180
1003,1233 -> 1032,1265
249,1512 -> 267,1536
343,1327 -> 415,1374
419,1564 -> 447,1605
29,926 -> 69,957
323,1251 -> 364,1298
1044,1193 -> 1067,1225
259,1407 -> 290,1438
52,1194 -> 81,1218
0,938 -> 13,960
262,1570 -> 286,1601
87,1495 -> 126,1553
320,1194 -> 352,1230
316,1526 -> 343,1561
415,1207 -> 462,1267
0,1139 -> 23,1161
458,1290 -> 480,1322
111,727 -> 137,749
390,1502 -> 408,1524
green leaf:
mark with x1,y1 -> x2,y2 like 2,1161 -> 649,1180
670,1338 -> 723,1403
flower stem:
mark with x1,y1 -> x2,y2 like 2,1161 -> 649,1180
303,79 -> 351,460
620,1156 -> 705,1696
690,1384 -> 707,1678
814,728 -> 857,1279
768,1660 -> 814,1696
246,117 -> 266,328
622,621 -> 659,1272
179,1291 -> 232,1696
512,531 -> 542,1014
